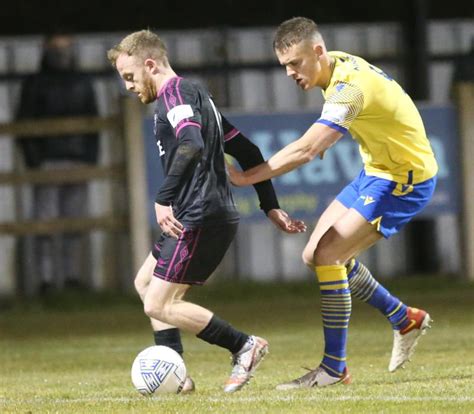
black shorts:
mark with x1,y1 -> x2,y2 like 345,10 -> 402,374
152,222 -> 238,285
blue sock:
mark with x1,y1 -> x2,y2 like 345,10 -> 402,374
347,260 -> 408,330
316,265 -> 351,376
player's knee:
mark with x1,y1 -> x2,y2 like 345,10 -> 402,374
301,248 -> 315,268
143,298 -> 168,322
313,238 -> 344,266
134,272 -> 148,301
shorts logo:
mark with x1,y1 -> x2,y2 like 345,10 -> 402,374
362,195 -> 376,206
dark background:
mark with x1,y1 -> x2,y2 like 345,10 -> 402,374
3,0 -> 473,35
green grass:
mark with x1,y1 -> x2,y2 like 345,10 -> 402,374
1,277 -> 473,413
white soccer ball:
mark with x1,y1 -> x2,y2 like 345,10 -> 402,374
131,345 -> 187,395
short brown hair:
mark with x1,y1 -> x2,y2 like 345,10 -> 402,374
273,17 -> 323,52
107,29 -> 168,67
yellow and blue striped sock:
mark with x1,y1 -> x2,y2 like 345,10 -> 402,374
347,260 -> 408,330
316,264 -> 351,376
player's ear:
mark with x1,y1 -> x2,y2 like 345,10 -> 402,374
144,58 -> 160,75
313,43 -> 324,58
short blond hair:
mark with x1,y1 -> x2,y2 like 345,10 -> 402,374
273,17 -> 323,52
107,30 -> 168,67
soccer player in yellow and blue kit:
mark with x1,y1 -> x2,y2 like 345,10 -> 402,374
229,17 -> 437,389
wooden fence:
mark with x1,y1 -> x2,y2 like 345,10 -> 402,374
0,97 -> 150,295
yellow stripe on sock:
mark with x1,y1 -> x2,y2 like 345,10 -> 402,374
320,362 -> 342,377
322,319 -> 350,324
387,302 -> 402,317
323,323 -> 349,329
393,315 -> 408,326
346,258 -> 356,273
321,312 -> 351,316
315,265 -> 347,283
321,302 -> 351,310
321,298 -> 352,303
322,293 -> 351,298
324,353 -> 346,362
320,282 -> 349,291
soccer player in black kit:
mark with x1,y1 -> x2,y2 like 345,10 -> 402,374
107,30 -> 306,393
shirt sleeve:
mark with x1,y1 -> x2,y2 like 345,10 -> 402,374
222,115 -> 280,215
316,82 -> 364,133
162,78 -> 202,138
155,125 -> 204,205
222,116 -> 240,143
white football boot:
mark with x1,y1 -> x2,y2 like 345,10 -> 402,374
389,307 -> 432,372
224,336 -> 269,393
276,366 -> 351,390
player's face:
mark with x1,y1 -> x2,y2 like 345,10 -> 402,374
116,53 -> 157,104
276,41 -> 323,90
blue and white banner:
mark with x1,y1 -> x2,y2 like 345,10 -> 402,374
144,105 -> 460,224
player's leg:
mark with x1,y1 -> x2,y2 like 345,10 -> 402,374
345,176 -> 436,372
145,223 -> 268,393
345,259 -> 417,341
134,252 -> 195,392
278,208 -> 381,390
301,199 -> 349,267
135,252 -> 181,338
314,208 -> 381,383
305,174 -> 433,373
144,277 -> 212,332
303,200 -> 414,332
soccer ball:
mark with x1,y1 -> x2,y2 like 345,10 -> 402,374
131,345 -> 187,395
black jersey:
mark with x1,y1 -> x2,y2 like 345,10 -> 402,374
153,76 -> 239,225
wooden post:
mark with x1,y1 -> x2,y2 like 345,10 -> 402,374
122,96 -> 151,276
456,82 -> 474,281
0,115 -> 127,295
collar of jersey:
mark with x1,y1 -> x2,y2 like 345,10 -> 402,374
157,76 -> 181,98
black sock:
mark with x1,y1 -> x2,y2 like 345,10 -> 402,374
153,328 -> 184,356
196,314 -> 248,354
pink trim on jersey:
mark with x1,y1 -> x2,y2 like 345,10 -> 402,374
224,128 -> 240,142
176,77 -> 184,104
162,77 -> 181,111
158,76 -> 179,98
176,121 -> 201,137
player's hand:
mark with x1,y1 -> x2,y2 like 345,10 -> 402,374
155,203 -> 184,239
267,209 -> 307,234
226,163 -> 247,187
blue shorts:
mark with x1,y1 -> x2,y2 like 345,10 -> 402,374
336,170 -> 437,238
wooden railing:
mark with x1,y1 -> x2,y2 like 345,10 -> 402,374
0,115 -> 126,236
0,98 -> 150,293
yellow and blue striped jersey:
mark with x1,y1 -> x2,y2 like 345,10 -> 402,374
317,51 -> 438,185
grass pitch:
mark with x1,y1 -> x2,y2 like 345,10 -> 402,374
1,277 -> 473,413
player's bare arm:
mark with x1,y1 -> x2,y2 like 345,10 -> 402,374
229,123 -> 343,186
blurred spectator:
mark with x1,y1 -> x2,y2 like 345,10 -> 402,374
16,33 -> 99,294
